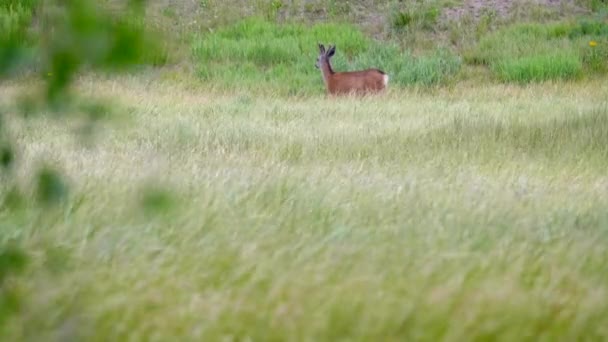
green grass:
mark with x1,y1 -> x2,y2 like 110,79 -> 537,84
465,19 -> 608,82
390,1 -> 441,32
192,18 -> 461,94
493,52 -> 583,83
1,77 -> 608,340
0,1 -> 37,76
3,1 -> 608,340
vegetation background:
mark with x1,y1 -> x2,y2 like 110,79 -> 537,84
1,0 -> 608,340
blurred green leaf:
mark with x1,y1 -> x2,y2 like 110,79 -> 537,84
39,0 -> 165,103
0,0 -> 162,330
140,186 -> 176,215
46,49 -> 80,105
36,166 -> 69,206
0,244 -> 28,326
0,244 -> 28,284
0,143 -> 14,170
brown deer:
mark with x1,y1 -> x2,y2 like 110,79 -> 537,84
315,43 -> 389,96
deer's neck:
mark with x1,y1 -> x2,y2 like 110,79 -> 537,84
320,60 -> 334,86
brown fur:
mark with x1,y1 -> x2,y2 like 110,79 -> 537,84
316,44 -> 388,96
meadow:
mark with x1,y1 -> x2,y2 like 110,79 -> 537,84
1,75 -> 608,340
2,0 -> 608,340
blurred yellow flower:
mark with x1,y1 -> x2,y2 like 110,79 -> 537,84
589,41 -> 597,47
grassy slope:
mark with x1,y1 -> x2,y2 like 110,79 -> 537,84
2,77 -> 608,340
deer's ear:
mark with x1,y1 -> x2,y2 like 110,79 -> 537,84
318,43 -> 325,53
327,45 -> 336,57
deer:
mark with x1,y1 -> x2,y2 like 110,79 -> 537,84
315,43 -> 389,96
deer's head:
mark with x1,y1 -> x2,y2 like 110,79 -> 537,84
315,43 -> 335,69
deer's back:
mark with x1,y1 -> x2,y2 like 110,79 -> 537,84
328,69 -> 388,95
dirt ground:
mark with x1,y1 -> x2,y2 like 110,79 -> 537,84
441,0 -> 587,23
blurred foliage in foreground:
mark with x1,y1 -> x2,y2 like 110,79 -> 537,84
1,0 -> 167,100
0,0 -> 163,329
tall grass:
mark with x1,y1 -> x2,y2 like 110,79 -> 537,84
0,1 -> 38,75
2,78 -> 608,340
466,19 -> 608,82
192,18 -> 460,94
493,53 -> 583,83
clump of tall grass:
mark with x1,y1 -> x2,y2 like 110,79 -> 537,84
493,52 -> 582,83
191,18 -> 460,94
0,2 -> 34,36
391,2 -> 440,33
0,1 -> 38,75
466,19 -> 608,83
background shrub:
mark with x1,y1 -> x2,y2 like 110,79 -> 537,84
493,52 -> 582,83
465,19 -> 608,82
0,1 -> 38,76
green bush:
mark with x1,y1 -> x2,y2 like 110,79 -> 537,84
493,53 -> 582,83
466,20 -> 608,83
466,23 -> 568,66
389,0 -> 443,33
373,48 -> 461,86
0,2 -> 37,76
392,7 -> 439,32
192,18 -> 460,94
569,18 -> 608,37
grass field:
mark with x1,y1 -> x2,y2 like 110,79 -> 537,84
2,0 -> 608,340
1,75 -> 608,340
